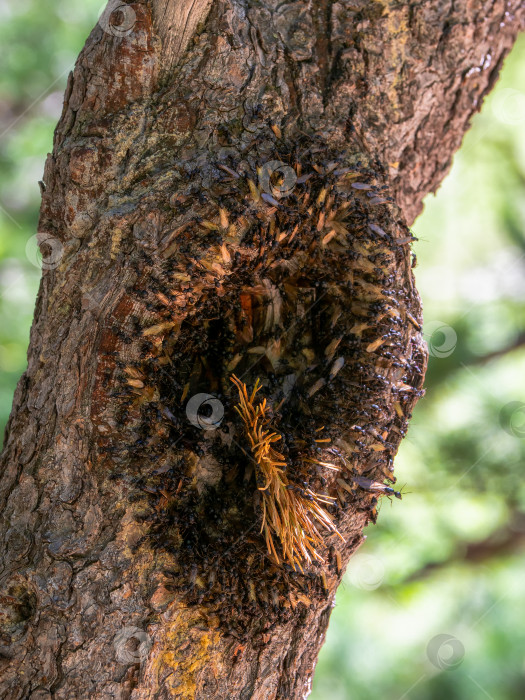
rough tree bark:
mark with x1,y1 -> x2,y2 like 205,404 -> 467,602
0,1 -> 523,698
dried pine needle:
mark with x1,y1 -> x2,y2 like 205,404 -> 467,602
231,375 -> 343,570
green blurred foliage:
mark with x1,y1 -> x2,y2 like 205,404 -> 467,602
0,4 -> 524,699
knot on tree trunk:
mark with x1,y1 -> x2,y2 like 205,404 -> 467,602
90,145 -> 426,638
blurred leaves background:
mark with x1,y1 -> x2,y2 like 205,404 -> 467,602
0,3 -> 524,698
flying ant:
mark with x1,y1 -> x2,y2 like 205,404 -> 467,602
352,474 -> 402,499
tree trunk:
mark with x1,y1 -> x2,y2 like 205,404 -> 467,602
0,1 -> 523,698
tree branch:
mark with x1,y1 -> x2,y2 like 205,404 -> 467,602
0,1 -> 524,698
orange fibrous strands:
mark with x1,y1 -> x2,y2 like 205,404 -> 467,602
231,375 -> 343,571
